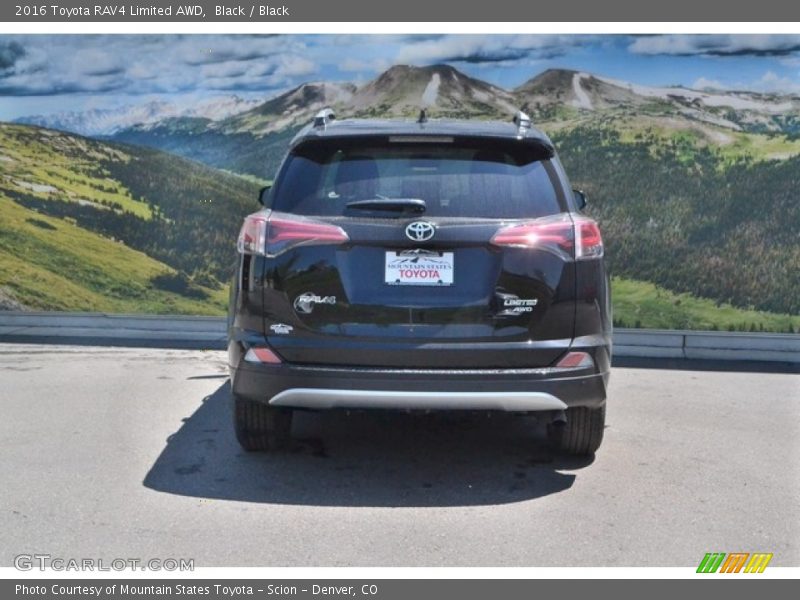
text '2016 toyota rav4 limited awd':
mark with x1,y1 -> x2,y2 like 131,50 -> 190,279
228,109 -> 612,456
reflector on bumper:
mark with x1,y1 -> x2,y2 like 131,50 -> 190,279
244,347 -> 282,364
555,351 -> 594,369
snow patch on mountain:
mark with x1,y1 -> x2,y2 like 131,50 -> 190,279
571,73 -> 593,110
421,73 -> 441,107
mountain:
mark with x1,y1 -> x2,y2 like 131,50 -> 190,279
220,81 -> 357,136
110,65 -> 524,178
110,66 -> 800,181
346,64 -> 518,118
515,69 -> 654,117
219,64 -> 517,135
110,83 -> 359,176
516,68 -> 800,133
594,73 -> 800,130
0,122 -> 260,313
15,95 -> 260,137
108,65 -> 531,179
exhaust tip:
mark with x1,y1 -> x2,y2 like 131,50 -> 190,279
550,409 -> 567,427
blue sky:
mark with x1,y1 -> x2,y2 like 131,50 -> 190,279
2,34 -> 800,120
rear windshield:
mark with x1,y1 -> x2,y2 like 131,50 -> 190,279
271,140 -> 563,219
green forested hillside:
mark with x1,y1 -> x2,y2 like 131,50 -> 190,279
0,123 -> 259,312
553,126 -> 800,316
112,121 -> 299,182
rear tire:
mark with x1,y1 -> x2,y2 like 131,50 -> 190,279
233,395 -> 293,452
548,405 -> 605,456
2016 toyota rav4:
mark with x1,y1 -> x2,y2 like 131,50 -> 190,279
227,109 -> 612,456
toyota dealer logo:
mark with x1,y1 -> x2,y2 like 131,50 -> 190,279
405,221 -> 436,242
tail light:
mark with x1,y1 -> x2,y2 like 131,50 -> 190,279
237,213 -> 269,255
574,216 -> 603,259
237,211 -> 349,257
491,214 -> 574,252
491,214 -> 603,260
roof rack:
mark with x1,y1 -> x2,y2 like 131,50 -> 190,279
313,108 -> 336,129
513,110 -> 532,133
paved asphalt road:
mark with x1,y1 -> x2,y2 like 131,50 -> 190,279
1,343 -> 798,567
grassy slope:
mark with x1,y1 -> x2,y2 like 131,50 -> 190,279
0,126 -> 153,219
612,277 -> 799,332
0,122 -> 249,314
0,195 -> 226,314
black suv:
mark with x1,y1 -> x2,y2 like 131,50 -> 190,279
228,109 -> 611,456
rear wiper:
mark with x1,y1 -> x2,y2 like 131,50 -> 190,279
345,198 -> 426,214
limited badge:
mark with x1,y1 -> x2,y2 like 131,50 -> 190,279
495,292 -> 538,317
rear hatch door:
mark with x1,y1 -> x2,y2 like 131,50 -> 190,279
261,135 -> 575,368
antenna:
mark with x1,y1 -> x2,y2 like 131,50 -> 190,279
313,108 -> 336,129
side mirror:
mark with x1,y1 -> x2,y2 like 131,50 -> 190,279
573,189 -> 587,211
258,185 -> 272,207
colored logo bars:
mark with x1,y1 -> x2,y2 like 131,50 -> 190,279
697,552 -> 773,573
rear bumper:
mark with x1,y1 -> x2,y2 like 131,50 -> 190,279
269,388 -> 568,411
230,352 -> 609,412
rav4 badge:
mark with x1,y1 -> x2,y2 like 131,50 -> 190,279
293,292 -> 337,314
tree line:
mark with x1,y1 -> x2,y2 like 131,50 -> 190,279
553,126 -> 800,315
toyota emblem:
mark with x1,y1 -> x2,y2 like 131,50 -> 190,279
405,221 -> 436,242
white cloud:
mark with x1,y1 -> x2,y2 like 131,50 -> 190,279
272,54 -> 317,78
692,77 -> 726,90
754,70 -> 800,94
0,35 -> 314,96
72,48 -> 125,76
396,35 -> 588,65
629,35 -> 800,57
174,36 -> 293,66
339,57 -> 390,73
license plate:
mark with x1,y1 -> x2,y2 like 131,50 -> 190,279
384,250 -> 454,286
